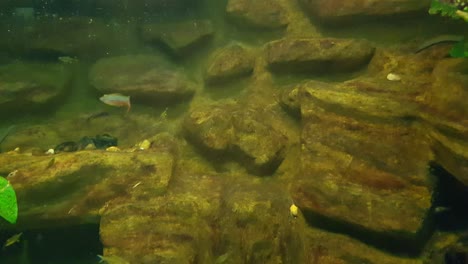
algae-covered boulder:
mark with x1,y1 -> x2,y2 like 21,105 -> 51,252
300,0 -> 431,21
183,101 -> 288,175
100,170 -> 221,263
204,44 -> 255,85
369,49 -> 468,187
89,55 -> 197,105
0,147 -> 175,228
421,59 -> 468,186
0,62 -> 70,116
264,38 -> 375,74
292,79 -> 433,235
141,20 -> 214,56
226,0 -> 288,29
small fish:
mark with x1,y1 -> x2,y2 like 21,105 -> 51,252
86,111 -> 110,123
3,232 -> 22,249
97,254 -> 130,264
99,94 -> 131,113
434,206 -> 451,214
58,56 -> 79,64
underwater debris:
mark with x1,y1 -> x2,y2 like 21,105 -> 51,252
45,148 -> 55,155
386,73 -> 401,81
7,170 -> 18,178
105,146 -> 121,152
54,141 -> 78,153
137,139 -> 151,150
53,134 -> 118,153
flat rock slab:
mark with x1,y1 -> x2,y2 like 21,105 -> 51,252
293,79 -> 433,234
0,62 -> 70,116
226,0 -> 288,29
0,149 -> 174,228
204,44 -> 255,85
141,20 -> 214,56
264,38 -> 375,74
300,0 -> 431,20
89,55 -> 197,104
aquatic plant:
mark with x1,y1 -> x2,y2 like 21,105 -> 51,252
429,0 -> 461,18
0,177 -> 18,224
429,0 -> 468,57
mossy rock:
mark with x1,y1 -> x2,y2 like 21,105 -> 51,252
0,62 -> 71,117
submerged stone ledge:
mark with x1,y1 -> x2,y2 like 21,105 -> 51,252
0,149 -> 174,229
264,38 -> 375,74
294,79 -> 433,235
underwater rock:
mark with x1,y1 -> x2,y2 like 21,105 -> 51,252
264,38 -> 375,74
99,172 -> 221,263
0,62 -> 70,117
0,16 -> 139,59
141,20 -> 214,56
204,44 -> 255,85
369,50 -> 468,187
218,178 -> 305,263
89,55 -> 197,105
299,0 -> 432,21
183,101 -> 288,175
93,134 -> 118,149
0,147 -> 175,229
292,79 -> 433,235
420,58 -> 468,186
226,0 -> 288,29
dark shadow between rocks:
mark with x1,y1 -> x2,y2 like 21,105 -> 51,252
184,133 -> 283,176
0,223 -> 102,264
430,163 -> 468,232
302,205 -> 434,257
306,10 -> 429,29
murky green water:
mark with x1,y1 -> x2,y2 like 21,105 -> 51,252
1,0 -> 468,263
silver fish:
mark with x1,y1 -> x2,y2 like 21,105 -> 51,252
99,93 -> 131,112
